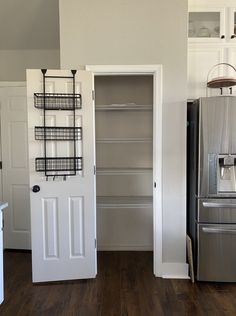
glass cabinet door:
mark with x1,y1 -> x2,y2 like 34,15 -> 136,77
229,9 -> 236,41
188,8 -> 225,42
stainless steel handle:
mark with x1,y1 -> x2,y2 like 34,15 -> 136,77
202,227 -> 236,234
202,202 -> 236,208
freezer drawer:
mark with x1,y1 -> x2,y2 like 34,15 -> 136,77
198,224 -> 236,281
198,199 -> 236,223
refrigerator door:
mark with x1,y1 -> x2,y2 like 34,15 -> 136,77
198,198 -> 236,223
198,224 -> 236,281
228,96 -> 236,154
198,97 -> 236,197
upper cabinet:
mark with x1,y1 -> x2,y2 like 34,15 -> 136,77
188,8 -> 226,42
188,1 -> 236,99
229,9 -> 236,41
188,6 -> 236,43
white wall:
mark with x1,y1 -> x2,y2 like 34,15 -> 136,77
0,50 -> 60,81
59,0 -> 188,277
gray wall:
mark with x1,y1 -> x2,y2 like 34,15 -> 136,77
59,0 -> 188,276
0,50 -> 60,81
0,0 -> 60,81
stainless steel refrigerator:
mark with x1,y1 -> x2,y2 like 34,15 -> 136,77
187,96 -> 236,282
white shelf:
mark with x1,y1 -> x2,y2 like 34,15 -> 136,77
95,104 -> 152,111
97,196 -> 153,208
96,137 -> 152,144
96,168 -> 152,175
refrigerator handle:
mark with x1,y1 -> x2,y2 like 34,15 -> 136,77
202,227 -> 236,234
202,202 -> 236,208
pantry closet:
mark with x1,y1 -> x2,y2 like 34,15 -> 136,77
89,67 -> 160,253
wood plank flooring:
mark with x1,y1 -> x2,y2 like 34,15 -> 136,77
1,251 -> 236,315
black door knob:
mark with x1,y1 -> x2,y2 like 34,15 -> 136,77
231,35 -> 236,39
221,35 -> 225,39
32,185 -> 40,193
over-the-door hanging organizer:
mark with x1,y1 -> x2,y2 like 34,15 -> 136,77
34,69 -> 83,179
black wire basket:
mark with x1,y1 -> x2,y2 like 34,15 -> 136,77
35,157 -> 83,176
34,93 -> 82,110
35,126 -> 82,141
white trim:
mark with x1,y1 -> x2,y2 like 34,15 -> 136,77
0,81 -> 26,205
86,64 -> 163,277
86,64 -> 163,75
162,263 -> 189,279
188,0 -> 236,8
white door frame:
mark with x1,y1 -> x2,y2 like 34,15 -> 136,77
0,80 -> 27,202
0,82 -> 29,249
86,65 -> 163,277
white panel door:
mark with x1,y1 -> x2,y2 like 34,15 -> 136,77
27,69 -> 96,282
0,85 -> 31,249
0,209 -> 3,304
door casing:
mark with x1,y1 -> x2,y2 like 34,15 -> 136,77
86,65 -> 163,277
0,82 -> 30,249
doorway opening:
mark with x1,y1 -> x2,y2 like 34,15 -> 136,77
95,74 -> 153,257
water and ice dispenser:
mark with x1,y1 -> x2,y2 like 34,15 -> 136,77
218,154 -> 236,193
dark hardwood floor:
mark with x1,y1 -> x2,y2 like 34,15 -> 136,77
1,251 -> 236,316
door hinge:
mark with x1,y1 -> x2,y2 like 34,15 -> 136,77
94,165 -> 96,175
92,90 -> 95,101
154,182 -> 156,188
95,238 -> 97,249
0,161 -> 2,169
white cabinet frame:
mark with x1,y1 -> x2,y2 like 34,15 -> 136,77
228,7 -> 236,41
86,65 -> 163,277
188,7 -> 226,43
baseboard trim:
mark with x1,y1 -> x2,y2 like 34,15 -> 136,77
162,262 -> 189,279
4,249 -> 31,253
97,245 -> 153,251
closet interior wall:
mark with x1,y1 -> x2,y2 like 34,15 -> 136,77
95,75 -> 154,251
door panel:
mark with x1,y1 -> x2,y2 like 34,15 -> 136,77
198,198 -> 236,223
27,69 -> 96,282
198,97 -> 236,197
198,97 -> 234,197
0,85 -> 31,249
0,210 -> 3,303
42,197 -> 59,259
69,196 -> 85,257
198,223 -> 236,281
226,96 -> 236,154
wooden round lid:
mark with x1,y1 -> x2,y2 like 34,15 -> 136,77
207,76 -> 236,88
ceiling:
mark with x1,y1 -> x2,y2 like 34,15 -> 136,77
0,0 -> 60,50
